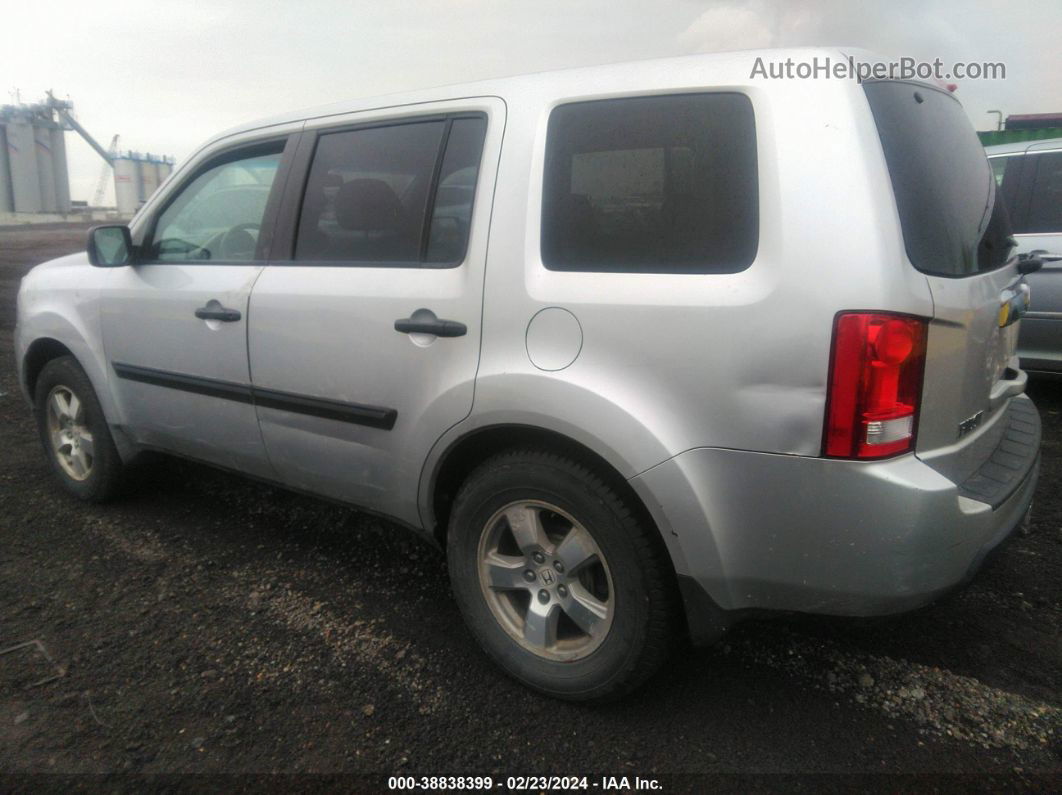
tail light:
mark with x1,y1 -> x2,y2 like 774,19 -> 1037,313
823,312 -> 928,459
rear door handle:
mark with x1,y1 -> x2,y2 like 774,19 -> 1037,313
394,310 -> 467,338
195,302 -> 242,322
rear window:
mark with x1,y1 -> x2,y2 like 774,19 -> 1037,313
864,81 -> 1013,276
541,93 -> 758,274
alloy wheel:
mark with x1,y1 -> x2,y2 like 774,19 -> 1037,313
45,385 -> 94,481
477,500 -> 614,661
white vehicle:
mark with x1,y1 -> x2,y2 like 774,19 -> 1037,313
16,49 -> 1040,700
985,137 -> 1062,374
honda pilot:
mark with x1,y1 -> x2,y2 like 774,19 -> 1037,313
15,48 -> 1041,700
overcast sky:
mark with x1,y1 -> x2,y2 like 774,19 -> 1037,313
4,0 -> 1061,204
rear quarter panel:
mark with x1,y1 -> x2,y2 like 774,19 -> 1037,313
469,58 -> 934,481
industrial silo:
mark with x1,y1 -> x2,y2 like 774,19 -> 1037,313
5,116 -> 42,213
50,125 -> 70,214
34,121 -> 58,213
2,94 -> 174,217
0,124 -> 13,213
113,155 -> 140,216
157,158 -> 173,185
139,155 -> 160,200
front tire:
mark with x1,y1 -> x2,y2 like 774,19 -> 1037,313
447,449 -> 676,701
33,356 -> 125,502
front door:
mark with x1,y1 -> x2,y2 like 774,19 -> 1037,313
101,137 -> 293,477
247,99 -> 503,524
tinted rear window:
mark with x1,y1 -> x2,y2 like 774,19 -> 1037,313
541,93 -> 758,274
864,81 -> 1013,276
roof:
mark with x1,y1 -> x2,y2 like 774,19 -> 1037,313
206,46 -> 876,145
984,136 -> 1062,155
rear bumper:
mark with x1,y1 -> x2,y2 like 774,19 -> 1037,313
633,396 -> 1040,624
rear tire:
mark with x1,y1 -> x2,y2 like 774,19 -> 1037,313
447,448 -> 676,701
33,356 -> 125,502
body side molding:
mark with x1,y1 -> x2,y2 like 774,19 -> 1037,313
111,362 -> 397,430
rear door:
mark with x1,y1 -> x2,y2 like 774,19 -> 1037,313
863,81 -> 1028,474
247,99 -> 503,524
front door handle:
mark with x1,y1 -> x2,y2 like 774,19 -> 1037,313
195,302 -> 242,322
394,309 -> 467,338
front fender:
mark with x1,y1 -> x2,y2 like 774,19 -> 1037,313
16,262 -> 136,460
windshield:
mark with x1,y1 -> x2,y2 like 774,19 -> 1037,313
864,81 -> 1014,277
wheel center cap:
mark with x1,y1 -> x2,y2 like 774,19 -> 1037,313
539,567 -> 556,586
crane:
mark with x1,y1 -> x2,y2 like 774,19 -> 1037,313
92,135 -> 119,207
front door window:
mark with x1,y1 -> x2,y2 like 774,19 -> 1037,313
149,146 -> 283,262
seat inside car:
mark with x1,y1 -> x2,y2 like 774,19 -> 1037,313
330,177 -> 410,261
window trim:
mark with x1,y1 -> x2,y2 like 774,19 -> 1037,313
278,111 -> 488,269
539,91 -> 760,275
419,118 -> 455,261
138,135 -> 296,266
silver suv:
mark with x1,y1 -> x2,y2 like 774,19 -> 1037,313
985,138 -> 1062,373
15,49 -> 1042,700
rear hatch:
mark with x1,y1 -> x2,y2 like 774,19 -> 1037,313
864,80 -> 1031,485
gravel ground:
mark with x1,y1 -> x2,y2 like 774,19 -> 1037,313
0,224 -> 1059,790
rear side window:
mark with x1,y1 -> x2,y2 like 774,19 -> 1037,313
541,93 -> 758,274
1025,151 -> 1062,234
864,81 -> 1013,276
295,115 -> 486,266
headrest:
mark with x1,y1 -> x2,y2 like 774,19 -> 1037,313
334,178 -> 404,232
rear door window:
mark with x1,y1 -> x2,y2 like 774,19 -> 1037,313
541,93 -> 758,274
864,81 -> 1013,276
296,121 -> 444,264
1025,151 -> 1062,234
295,115 -> 487,266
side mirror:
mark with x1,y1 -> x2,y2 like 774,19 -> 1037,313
87,225 -> 133,267
1016,250 -> 1062,275
1030,249 -> 1062,264
1016,254 -> 1043,275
